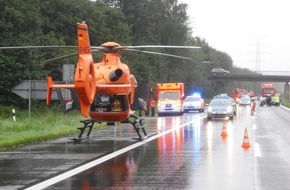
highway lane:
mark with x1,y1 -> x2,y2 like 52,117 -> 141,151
46,105 -> 290,190
0,115 -> 193,189
1,105 -> 290,189
254,105 -> 290,189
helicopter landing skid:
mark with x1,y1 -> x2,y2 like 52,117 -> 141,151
72,119 -> 95,143
127,114 -> 147,141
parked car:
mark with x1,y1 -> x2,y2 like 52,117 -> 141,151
211,68 -> 230,76
184,94 -> 205,113
207,98 -> 236,120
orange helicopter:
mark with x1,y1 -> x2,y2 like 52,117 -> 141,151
1,22 -> 200,142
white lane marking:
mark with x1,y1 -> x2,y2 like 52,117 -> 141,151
25,118 -> 196,190
281,105 -> 290,111
252,124 -> 257,130
254,143 -> 261,157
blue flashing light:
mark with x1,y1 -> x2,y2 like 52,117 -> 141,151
192,92 -> 201,97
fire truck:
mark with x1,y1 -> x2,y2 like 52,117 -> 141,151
261,84 -> 277,97
156,83 -> 184,116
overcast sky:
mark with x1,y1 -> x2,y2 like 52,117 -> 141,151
181,0 -> 290,74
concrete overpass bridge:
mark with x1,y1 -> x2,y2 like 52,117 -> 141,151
208,75 -> 290,100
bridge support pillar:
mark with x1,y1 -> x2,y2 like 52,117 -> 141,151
284,82 -> 289,100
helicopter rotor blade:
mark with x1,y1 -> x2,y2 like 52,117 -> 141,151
125,49 -> 198,61
42,53 -> 78,63
42,50 -> 101,63
91,46 -> 110,52
114,45 -> 200,51
0,46 -> 77,50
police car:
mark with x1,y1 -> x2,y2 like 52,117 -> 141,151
183,93 -> 205,113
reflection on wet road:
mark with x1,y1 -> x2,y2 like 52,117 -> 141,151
46,111 -> 256,190
2,105 -> 290,189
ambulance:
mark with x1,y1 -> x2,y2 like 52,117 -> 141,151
156,83 -> 184,116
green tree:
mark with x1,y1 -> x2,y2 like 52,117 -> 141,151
0,0 -> 131,106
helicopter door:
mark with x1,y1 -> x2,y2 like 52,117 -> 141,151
111,95 -> 128,112
91,94 -> 128,112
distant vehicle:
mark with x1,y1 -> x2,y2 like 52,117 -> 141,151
232,88 -> 248,102
183,93 -> 205,113
211,68 -> 230,76
207,98 -> 236,120
156,83 -> 184,116
239,95 -> 251,105
214,93 -> 231,99
261,83 -> 276,97
213,94 -> 236,105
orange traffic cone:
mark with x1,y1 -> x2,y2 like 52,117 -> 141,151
241,127 -> 251,148
220,121 -> 228,137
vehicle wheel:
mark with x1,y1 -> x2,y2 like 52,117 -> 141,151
260,100 -> 265,106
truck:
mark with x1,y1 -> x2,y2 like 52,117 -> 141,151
261,84 -> 277,97
156,83 -> 184,116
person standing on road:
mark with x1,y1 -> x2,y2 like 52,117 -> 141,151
266,95 -> 272,106
251,99 -> 256,115
150,97 -> 156,117
273,93 -> 280,106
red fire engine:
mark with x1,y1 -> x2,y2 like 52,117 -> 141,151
261,84 -> 276,97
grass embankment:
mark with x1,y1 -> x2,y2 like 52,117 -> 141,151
0,104 -> 103,149
281,100 -> 290,108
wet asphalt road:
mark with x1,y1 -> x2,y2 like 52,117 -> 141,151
1,105 -> 290,190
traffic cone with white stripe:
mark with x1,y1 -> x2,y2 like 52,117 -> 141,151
220,120 -> 228,137
241,127 -> 251,148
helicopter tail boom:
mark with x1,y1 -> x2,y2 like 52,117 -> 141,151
46,77 -> 75,105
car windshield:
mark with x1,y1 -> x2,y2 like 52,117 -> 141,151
210,99 -> 230,106
214,95 -> 230,99
262,88 -> 276,93
159,91 -> 179,100
185,96 -> 201,101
